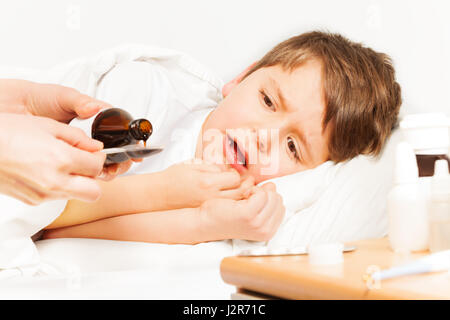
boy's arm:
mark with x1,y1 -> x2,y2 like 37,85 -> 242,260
43,183 -> 285,244
46,162 -> 253,230
46,171 -> 168,229
44,207 -> 214,245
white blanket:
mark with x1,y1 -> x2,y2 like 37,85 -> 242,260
0,44 -> 399,284
0,44 -> 225,278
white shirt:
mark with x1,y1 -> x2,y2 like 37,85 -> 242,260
71,61 -> 216,175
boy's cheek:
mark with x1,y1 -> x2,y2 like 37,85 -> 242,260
249,164 -> 284,185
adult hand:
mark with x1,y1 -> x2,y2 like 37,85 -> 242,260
0,113 -> 105,205
0,79 -> 135,183
0,79 -> 110,123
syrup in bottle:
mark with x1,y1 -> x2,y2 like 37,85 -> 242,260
92,107 -> 153,149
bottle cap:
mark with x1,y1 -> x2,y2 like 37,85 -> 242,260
394,142 -> 419,184
400,113 -> 450,155
308,242 -> 344,265
130,119 -> 153,141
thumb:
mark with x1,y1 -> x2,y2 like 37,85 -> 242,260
57,86 -> 112,119
51,120 -> 104,152
72,98 -> 112,119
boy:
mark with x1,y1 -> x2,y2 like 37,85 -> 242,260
43,31 -> 402,244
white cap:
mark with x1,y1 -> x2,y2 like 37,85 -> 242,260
400,113 -> 450,155
394,142 -> 419,184
308,243 -> 344,265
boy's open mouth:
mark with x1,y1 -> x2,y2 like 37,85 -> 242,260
224,134 -> 248,172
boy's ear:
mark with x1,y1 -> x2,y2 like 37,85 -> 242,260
222,62 -> 257,98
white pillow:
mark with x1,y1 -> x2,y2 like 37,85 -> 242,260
266,128 -> 401,248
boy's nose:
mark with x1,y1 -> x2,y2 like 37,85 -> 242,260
256,129 -> 268,154
254,127 -> 280,156
228,127 -> 279,164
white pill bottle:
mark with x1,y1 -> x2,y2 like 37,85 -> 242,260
428,160 -> 450,252
387,142 -> 429,252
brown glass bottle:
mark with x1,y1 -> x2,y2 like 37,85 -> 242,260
92,108 -> 153,149
416,154 -> 450,177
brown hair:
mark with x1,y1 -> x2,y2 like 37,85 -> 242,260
243,31 -> 402,163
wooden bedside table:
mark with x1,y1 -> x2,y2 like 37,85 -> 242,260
220,237 -> 450,299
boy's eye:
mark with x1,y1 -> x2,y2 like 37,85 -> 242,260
287,137 -> 300,162
260,90 -> 275,111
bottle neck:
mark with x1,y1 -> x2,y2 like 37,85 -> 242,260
129,119 -> 152,142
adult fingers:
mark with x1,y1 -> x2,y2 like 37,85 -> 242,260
0,179 -> 44,206
56,86 -> 112,120
0,158 -> 72,205
98,160 -> 133,181
65,147 -> 105,178
63,175 -> 102,202
51,120 -> 103,152
112,160 -> 133,176
75,98 -> 112,119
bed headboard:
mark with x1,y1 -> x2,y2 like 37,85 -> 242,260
0,0 -> 449,117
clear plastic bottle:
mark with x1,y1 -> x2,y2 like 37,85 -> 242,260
428,160 -> 450,252
387,142 -> 429,252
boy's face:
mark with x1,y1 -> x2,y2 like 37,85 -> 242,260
198,59 -> 331,184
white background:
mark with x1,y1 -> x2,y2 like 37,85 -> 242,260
0,0 -> 449,116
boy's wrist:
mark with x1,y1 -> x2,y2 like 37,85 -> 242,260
196,206 -> 213,242
156,170 -> 170,209
197,203 -> 230,242
146,170 -> 173,211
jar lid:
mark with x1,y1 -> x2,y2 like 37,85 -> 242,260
400,113 -> 450,154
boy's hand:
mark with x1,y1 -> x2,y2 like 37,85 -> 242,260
161,160 -> 255,209
198,182 -> 285,242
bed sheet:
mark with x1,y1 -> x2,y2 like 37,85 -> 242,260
0,238 -> 235,299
